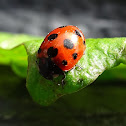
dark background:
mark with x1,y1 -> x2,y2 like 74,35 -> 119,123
0,0 -> 126,38
0,0 -> 126,126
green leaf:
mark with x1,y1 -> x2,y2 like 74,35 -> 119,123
0,46 -> 28,78
0,32 -> 41,49
98,63 -> 126,81
0,33 -> 41,78
0,33 -> 126,105
24,37 -> 126,106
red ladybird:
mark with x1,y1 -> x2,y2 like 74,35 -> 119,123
37,25 -> 86,80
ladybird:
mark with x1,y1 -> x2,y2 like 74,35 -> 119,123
37,25 -> 86,81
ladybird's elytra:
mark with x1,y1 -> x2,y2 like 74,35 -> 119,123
37,25 -> 86,80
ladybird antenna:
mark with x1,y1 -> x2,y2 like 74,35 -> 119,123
61,72 -> 66,88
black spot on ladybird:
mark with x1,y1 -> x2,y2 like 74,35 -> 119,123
72,53 -> 78,60
59,25 -> 67,28
83,40 -> 86,45
48,34 -> 58,41
64,39 -> 74,49
62,60 -> 67,66
75,30 -> 81,37
38,48 -> 41,54
47,47 -> 58,58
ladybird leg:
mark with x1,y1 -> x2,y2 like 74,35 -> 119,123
61,72 -> 66,88
75,64 -> 83,70
36,58 -> 39,65
36,60 -> 38,65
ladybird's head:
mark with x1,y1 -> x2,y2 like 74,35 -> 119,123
38,57 -> 64,80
